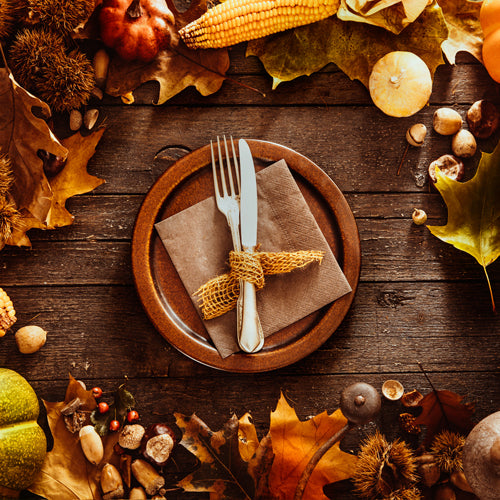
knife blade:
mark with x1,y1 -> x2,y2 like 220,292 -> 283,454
237,139 -> 264,353
239,139 -> 258,251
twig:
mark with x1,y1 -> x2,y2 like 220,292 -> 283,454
396,143 -> 409,176
293,422 -> 355,500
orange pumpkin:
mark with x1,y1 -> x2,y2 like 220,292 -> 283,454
481,0 -> 500,82
99,0 -> 175,62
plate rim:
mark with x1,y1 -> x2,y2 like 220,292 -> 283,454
131,139 -> 361,372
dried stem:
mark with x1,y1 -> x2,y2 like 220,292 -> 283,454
417,361 -> 450,428
482,263 -> 496,314
293,422 -> 354,500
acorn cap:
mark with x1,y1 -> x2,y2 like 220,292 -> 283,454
463,411 -> 500,500
340,382 -> 381,424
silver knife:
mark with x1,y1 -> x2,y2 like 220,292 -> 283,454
238,139 -> 264,353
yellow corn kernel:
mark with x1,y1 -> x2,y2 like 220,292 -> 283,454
179,0 -> 340,49
0,287 -> 16,337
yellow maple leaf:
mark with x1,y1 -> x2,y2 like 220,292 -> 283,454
268,393 -> 358,500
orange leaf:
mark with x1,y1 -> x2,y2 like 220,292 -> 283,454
413,389 -> 475,445
268,393 -> 358,500
239,412 -> 260,462
29,375 -> 118,500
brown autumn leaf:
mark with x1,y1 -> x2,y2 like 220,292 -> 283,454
47,129 -> 106,228
105,0 -> 229,104
437,0 -> 483,63
29,374 -> 118,500
0,68 -> 67,243
268,393 -> 358,500
413,390 -> 476,445
0,67 -> 106,248
175,413 -> 255,499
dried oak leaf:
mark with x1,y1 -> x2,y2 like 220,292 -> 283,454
0,68 -> 67,243
247,2 -> 447,89
413,390 -> 475,446
29,374 -> 119,500
105,0 -> 229,104
46,129 -> 106,228
268,393 -> 358,500
427,140 -> 500,311
238,412 -> 260,462
437,0 -> 483,64
175,412 -> 256,499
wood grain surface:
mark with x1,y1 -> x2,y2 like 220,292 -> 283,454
0,43 -> 499,499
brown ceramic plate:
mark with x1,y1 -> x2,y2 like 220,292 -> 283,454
132,140 -> 360,372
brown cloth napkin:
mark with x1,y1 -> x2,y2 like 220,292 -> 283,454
155,160 -> 352,358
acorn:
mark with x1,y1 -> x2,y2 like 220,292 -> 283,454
8,27 -> 66,92
26,0 -> 95,33
37,51 -> 95,113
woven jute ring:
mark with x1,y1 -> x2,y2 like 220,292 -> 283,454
195,250 -> 324,320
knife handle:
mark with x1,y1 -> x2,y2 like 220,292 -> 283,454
239,280 -> 264,353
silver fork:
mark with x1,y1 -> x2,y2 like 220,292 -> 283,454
211,136 -> 244,339
211,136 -> 263,352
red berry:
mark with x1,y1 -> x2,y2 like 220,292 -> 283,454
109,419 -> 120,431
98,402 -> 109,413
127,410 -> 139,423
91,387 -> 103,398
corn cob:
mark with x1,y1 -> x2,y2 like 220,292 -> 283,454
179,0 -> 339,49
0,287 -> 16,337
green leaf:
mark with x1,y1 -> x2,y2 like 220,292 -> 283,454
427,141 -> 500,311
247,2 -> 447,89
90,383 -> 136,436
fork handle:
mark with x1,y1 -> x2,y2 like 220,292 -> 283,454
239,280 -> 264,353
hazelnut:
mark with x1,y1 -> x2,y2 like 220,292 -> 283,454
466,100 -> 500,139
15,325 -> 47,354
412,208 -> 427,225
119,424 -> 145,450
141,423 -> 177,466
406,123 -> 427,146
433,108 -> 462,135
452,129 -> 477,158
381,380 -> 404,400
428,155 -> 464,183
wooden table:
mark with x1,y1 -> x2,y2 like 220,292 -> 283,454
1,43 -> 499,499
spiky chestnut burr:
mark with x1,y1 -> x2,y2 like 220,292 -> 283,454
26,0 -> 94,33
431,430 -> 465,474
352,431 -> 420,499
0,0 -> 20,39
37,51 -> 95,113
0,197 -> 21,248
8,27 -> 66,92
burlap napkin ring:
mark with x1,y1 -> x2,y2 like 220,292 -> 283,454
195,249 -> 325,320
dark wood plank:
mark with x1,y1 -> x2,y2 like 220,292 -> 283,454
1,282 -> 497,381
84,103 -> 499,195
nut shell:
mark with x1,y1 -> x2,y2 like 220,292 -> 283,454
141,423 -> 177,466
381,380 -> 404,400
428,155 -> 464,183
119,424 -> 145,450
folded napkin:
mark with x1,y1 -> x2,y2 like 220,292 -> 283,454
155,160 -> 352,358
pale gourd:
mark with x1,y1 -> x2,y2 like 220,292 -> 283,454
368,51 -> 433,117
0,368 -> 47,496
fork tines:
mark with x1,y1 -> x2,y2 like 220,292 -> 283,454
211,136 -> 240,199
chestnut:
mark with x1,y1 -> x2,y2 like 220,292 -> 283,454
466,100 -> 500,139
140,423 -> 177,467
